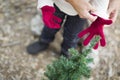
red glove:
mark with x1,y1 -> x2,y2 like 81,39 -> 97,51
78,17 -> 112,49
41,6 -> 62,29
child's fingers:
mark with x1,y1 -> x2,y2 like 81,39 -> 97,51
86,3 -> 97,22
109,10 -> 118,23
87,3 -> 96,12
85,12 -> 97,22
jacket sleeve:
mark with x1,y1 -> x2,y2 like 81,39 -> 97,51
37,0 -> 54,9
90,0 -> 110,19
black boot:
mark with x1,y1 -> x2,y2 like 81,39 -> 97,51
27,40 -> 49,55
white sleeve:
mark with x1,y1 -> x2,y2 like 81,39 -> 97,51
90,0 -> 110,19
37,0 -> 54,9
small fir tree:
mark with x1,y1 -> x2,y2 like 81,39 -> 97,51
44,36 -> 100,80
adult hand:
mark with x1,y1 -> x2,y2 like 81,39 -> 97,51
108,0 -> 120,23
66,0 -> 97,22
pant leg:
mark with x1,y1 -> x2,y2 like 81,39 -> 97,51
61,15 -> 87,53
40,4 -> 66,43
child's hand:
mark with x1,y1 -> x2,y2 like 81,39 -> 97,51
78,17 -> 112,49
66,0 -> 97,22
41,6 -> 62,29
108,0 -> 120,22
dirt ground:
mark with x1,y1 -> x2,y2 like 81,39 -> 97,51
0,0 -> 120,80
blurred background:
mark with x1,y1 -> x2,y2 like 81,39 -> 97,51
0,0 -> 120,80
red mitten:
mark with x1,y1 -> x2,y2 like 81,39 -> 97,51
41,6 -> 62,29
78,17 -> 112,49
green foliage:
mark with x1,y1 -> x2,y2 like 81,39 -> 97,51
44,36 -> 100,80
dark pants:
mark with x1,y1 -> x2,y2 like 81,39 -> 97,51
40,4 -> 87,53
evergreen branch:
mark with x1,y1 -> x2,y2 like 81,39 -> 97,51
44,36 -> 100,80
